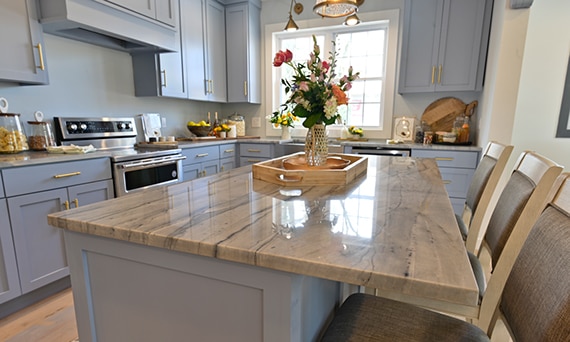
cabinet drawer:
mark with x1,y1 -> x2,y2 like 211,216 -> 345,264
2,158 -> 112,197
412,150 -> 479,169
240,156 -> 269,167
240,143 -> 272,158
182,146 -> 220,165
439,167 -> 475,198
219,143 -> 237,159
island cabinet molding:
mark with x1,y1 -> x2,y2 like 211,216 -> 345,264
398,0 -> 493,93
0,177 -> 21,305
0,0 -> 49,85
1,158 -> 114,295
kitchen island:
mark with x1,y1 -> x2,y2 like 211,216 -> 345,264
48,155 -> 478,342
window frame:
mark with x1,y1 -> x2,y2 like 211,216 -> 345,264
264,9 -> 400,139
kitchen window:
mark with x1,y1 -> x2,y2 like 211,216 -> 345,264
265,10 -> 399,139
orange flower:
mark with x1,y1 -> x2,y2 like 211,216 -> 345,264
331,84 -> 348,105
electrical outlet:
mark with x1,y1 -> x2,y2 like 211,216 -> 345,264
252,117 -> 261,128
161,117 -> 167,127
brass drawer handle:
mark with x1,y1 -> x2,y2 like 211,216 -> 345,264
224,149 -> 234,153
35,43 -> 45,71
435,157 -> 454,161
244,81 -> 248,96
431,65 -> 436,84
161,70 -> 167,87
247,159 -> 262,162
196,153 -> 209,157
442,180 -> 452,184
73,198 -> 79,208
247,149 -> 261,153
54,171 -> 81,178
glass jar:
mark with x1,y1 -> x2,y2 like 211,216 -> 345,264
227,113 -> 245,136
27,121 -> 56,151
0,113 -> 29,153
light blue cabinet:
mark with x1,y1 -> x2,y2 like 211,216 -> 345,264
239,143 -> 274,166
0,0 -> 49,85
1,158 -> 114,295
219,143 -> 237,172
399,0 -> 492,93
101,0 -> 177,26
181,145 -> 221,180
225,0 -> 261,104
411,148 -> 480,214
0,196 -> 21,304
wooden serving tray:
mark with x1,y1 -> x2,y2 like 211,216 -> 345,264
252,152 -> 368,186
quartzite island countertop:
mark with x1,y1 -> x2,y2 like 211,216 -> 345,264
47,155 -> 479,341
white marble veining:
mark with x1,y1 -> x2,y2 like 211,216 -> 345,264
48,155 -> 479,307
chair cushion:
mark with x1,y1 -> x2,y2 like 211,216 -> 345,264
321,293 -> 490,342
500,205 -> 570,342
465,155 -> 497,214
468,251 -> 486,300
485,170 -> 534,267
456,213 -> 469,240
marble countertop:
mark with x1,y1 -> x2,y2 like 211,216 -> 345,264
48,155 -> 479,307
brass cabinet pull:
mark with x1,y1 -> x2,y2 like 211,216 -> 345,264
244,81 -> 248,96
221,166 -> 225,171
224,149 -> 234,153
196,153 -> 209,157
54,171 -> 81,178
73,198 -> 79,208
247,149 -> 261,153
35,43 -> 45,71
247,159 -> 262,162
431,66 -> 436,84
435,157 -> 454,161
438,65 -> 442,84
209,80 -> 213,94
442,180 -> 451,184
64,200 -> 70,210
161,70 -> 167,87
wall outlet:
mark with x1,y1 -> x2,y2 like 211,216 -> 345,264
252,117 -> 261,128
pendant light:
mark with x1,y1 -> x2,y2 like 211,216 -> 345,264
284,0 -> 304,32
343,13 -> 360,26
313,0 -> 358,18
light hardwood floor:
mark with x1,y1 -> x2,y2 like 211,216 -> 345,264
0,288 -> 78,342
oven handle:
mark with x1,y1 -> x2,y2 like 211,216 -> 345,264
119,155 -> 186,169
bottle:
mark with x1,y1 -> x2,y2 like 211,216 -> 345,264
340,121 -> 350,139
414,121 -> 424,143
461,115 -> 470,143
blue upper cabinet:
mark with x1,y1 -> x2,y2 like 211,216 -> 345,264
398,0 -> 493,93
0,0 -> 49,85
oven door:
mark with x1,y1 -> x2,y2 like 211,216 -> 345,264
113,154 -> 185,196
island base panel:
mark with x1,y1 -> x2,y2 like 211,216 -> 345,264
64,231 -> 340,342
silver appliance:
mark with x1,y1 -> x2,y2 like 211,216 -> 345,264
350,146 -> 411,157
53,117 -> 185,197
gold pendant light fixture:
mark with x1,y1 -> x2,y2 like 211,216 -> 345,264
313,0 -> 364,18
284,0 -> 304,31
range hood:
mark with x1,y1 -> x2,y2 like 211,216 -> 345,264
38,0 -> 178,53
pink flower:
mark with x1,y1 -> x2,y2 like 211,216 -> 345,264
322,61 -> 330,71
273,49 -> 293,67
298,82 -> 309,91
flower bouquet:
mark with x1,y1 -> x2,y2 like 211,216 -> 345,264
272,35 -> 359,165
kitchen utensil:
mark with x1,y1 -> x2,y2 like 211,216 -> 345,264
421,97 -> 477,132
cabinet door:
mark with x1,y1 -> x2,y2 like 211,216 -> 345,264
398,0 -> 489,93
0,0 -> 49,84
132,0 -> 185,98
204,0 -> 227,102
184,0 -> 208,101
183,163 -> 202,181
201,160 -> 220,177
226,2 -> 261,104
436,0 -> 486,91
220,157 -> 236,172
8,189 -> 69,294
67,180 -> 115,208
0,199 -> 21,304
155,0 -> 177,26
105,0 -> 156,19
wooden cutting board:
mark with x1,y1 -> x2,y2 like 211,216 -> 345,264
421,97 -> 477,132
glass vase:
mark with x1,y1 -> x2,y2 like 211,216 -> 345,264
281,126 -> 291,140
304,123 -> 328,166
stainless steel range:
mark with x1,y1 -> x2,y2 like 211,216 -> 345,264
54,117 -> 185,197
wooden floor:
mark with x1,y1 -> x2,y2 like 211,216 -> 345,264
0,288 -> 78,342
0,286 -> 511,342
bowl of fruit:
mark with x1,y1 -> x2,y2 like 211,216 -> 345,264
187,120 -> 211,137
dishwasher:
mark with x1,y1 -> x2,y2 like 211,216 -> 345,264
349,146 -> 411,157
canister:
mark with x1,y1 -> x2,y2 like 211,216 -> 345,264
227,113 -> 245,136
0,113 -> 29,153
27,121 -> 56,151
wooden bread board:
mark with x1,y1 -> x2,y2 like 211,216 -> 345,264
421,97 -> 477,132
252,153 -> 368,186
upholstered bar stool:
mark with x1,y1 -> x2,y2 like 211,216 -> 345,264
320,173 -> 570,342
456,141 -> 513,248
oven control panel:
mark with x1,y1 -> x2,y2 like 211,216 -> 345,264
54,117 -> 137,140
